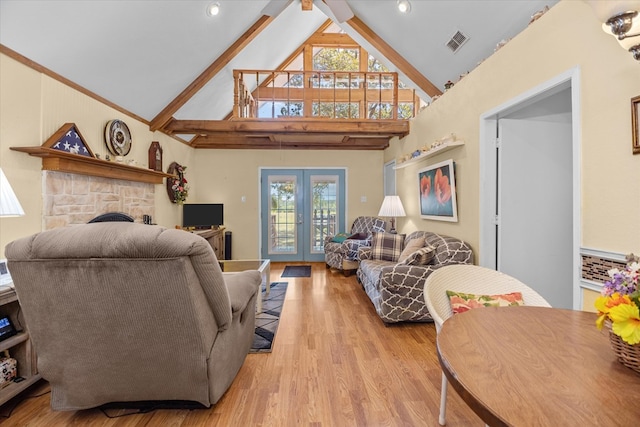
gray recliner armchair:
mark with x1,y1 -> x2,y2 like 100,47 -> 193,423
5,222 -> 259,411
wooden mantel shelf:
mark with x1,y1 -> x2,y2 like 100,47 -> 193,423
10,146 -> 174,184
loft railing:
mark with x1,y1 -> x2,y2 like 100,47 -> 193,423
233,70 -> 419,120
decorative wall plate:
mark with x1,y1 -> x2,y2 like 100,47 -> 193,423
104,119 -> 132,156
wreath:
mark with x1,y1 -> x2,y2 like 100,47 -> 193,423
166,162 -> 189,204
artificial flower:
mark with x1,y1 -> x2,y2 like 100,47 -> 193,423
595,255 -> 640,345
609,303 -> 640,345
171,165 -> 189,204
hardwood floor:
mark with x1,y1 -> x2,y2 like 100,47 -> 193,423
0,262 -> 482,426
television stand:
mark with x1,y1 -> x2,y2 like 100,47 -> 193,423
193,227 -> 225,260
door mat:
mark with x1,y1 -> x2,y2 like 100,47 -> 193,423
281,265 -> 312,277
250,282 -> 288,353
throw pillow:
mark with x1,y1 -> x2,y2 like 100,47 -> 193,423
397,236 -> 425,263
331,233 -> 351,243
399,245 -> 436,266
370,232 -> 406,262
446,290 -> 525,315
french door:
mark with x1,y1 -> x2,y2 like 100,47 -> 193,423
260,169 -> 345,262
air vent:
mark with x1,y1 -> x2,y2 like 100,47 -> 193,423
445,30 -> 469,53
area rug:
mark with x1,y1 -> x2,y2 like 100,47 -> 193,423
250,282 -> 288,353
281,265 -> 311,277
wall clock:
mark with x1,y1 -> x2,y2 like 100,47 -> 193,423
104,119 -> 132,156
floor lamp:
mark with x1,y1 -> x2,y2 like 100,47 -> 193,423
378,195 -> 406,234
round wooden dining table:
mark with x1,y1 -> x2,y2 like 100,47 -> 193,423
437,306 -> 640,426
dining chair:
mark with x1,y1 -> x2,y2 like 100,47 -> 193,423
423,264 -> 551,425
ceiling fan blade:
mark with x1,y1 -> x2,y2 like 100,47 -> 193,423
261,0 -> 294,17
320,0 -> 354,23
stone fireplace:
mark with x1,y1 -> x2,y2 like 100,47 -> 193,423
43,171 -> 155,230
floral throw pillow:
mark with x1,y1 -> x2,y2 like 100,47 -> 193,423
446,290 -> 524,315
371,232 -> 406,262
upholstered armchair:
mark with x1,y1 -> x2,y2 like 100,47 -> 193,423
5,222 -> 260,411
324,216 -> 386,276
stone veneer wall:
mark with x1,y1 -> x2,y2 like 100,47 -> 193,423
43,171 -> 154,230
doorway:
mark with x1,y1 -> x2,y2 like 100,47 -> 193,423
479,69 -> 581,309
260,168 -> 346,262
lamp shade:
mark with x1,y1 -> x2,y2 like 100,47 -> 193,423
378,195 -> 406,218
0,168 -> 25,217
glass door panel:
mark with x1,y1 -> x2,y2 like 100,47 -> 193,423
310,175 -> 338,255
266,174 -> 301,259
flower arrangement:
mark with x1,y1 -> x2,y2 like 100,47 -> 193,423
170,164 -> 189,204
595,253 -> 640,345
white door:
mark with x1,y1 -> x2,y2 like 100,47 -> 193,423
497,89 -> 573,308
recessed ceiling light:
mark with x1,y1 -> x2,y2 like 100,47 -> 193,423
397,0 -> 411,14
206,2 -> 220,17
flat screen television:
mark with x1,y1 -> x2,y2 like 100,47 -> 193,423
182,203 -> 224,229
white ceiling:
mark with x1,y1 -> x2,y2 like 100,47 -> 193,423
0,0 -> 558,126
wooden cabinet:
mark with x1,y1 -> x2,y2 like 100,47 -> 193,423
194,228 -> 225,260
0,288 -> 40,406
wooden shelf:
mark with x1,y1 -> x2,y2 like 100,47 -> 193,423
0,287 -> 40,406
0,332 -> 28,353
394,140 -> 465,169
0,374 -> 41,406
10,146 -> 174,184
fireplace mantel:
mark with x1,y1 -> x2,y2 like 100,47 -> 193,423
11,146 -> 173,184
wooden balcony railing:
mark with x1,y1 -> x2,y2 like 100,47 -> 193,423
233,70 -> 419,120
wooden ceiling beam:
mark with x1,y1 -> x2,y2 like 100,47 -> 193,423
165,118 -> 409,137
149,15 -> 274,131
307,33 -> 359,46
346,16 -> 442,98
301,0 -> 313,11
189,135 -> 390,150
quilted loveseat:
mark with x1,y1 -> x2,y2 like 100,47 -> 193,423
324,216 -> 386,276
356,230 -> 473,323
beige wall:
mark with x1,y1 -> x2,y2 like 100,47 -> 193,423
387,0 -> 640,261
0,52 -> 193,258
0,51 -> 384,260
2,0 -> 638,272
191,149 -> 384,259
582,289 -> 599,313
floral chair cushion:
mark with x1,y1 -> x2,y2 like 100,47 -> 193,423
446,290 -> 524,315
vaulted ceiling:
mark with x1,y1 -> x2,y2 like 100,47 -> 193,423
0,0 -> 558,149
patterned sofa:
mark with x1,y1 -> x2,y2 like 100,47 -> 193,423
356,231 -> 473,323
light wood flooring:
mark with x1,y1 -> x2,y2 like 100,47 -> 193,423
0,262 -> 482,426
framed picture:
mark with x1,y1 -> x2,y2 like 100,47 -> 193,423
418,159 -> 458,222
632,95 -> 639,155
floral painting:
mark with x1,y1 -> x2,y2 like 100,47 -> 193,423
418,159 -> 458,222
